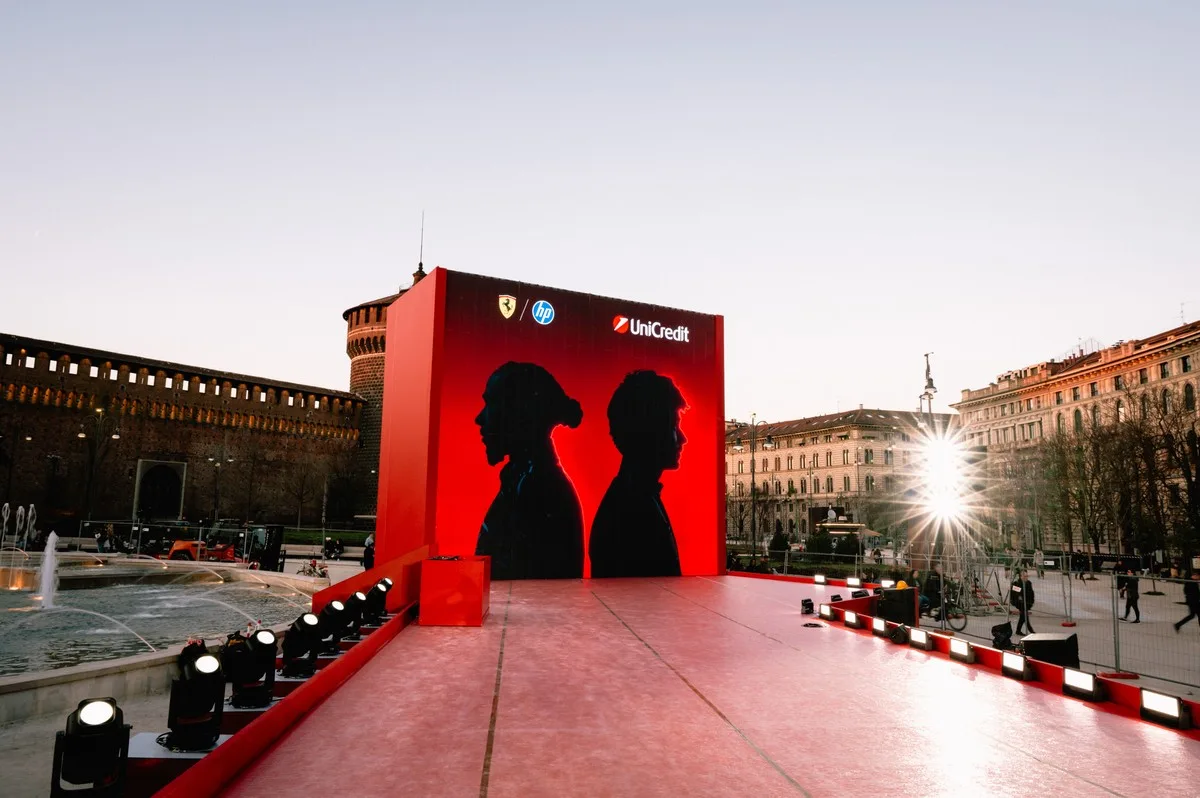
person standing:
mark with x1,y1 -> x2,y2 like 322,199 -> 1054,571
1010,569 -> 1036,635
1119,568 -> 1140,623
1034,548 -> 1044,579
1174,572 -> 1200,633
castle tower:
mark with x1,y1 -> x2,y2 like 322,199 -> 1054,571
343,264 -> 426,515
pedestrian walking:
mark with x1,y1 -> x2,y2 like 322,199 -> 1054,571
1119,568 -> 1140,623
1010,569 -> 1036,635
1174,572 -> 1200,633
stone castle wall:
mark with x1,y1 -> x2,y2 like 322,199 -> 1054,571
0,333 -> 364,531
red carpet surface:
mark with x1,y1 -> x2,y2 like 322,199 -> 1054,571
224,577 -> 1199,797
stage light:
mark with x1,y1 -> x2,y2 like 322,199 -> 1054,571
362,581 -> 390,626
1062,668 -> 1104,702
814,574 -> 827,585
381,577 -> 394,589
317,600 -> 347,653
843,610 -> 864,629
872,616 -> 888,636
819,604 -> 833,620
948,637 -> 975,664
220,629 -> 277,709
846,577 -> 862,588
51,698 -> 130,798
1141,689 -> 1190,729
888,624 -> 909,644
879,579 -> 896,589
1002,651 -> 1030,680
800,598 -> 814,615
872,587 -> 883,596
341,591 -> 368,639
164,643 -> 224,751
909,628 -> 934,650
280,613 -> 322,678
851,589 -> 870,599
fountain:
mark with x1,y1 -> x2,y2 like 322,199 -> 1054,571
38,531 -> 58,609
23,505 -> 36,550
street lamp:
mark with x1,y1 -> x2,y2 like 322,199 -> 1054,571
78,408 -> 121,521
206,453 -> 235,522
731,414 -> 774,564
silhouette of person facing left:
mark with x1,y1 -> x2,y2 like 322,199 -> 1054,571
474,362 -> 585,580
589,371 -> 687,578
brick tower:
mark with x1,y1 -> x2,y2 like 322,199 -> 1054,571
344,263 -> 426,515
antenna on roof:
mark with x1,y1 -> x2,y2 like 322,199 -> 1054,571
408,211 -> 427,288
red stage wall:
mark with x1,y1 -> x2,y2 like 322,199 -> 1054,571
376,268 -> 725,577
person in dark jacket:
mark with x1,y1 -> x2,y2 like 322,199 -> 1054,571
1174,572 -> 1200,632
923,566 -> 943,617
1119,568 -> 1141,623
1010,569 -> 1036,635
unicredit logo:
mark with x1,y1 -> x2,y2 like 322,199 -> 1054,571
613,314 -> 689,342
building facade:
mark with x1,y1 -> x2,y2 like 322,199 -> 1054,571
0,333 -> 363,533
952,319 -> 1200,550
724,408 -> 952,546
954,320 -> 1199,451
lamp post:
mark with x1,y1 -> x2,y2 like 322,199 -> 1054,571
731,414 -> 773,564
78,408 -> 120,522
207,451 -> 235,523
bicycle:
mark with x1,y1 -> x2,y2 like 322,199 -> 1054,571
932,581 -> 969,632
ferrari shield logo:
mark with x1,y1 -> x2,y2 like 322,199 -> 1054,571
498,295 -> 517,319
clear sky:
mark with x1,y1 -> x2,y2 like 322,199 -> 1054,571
2,3 -> 1197,422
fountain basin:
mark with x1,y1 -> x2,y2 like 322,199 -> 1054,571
0,621 -> 290,725
0,576 -> 316,678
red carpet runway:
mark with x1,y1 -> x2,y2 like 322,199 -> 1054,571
224,577 -> 1198,797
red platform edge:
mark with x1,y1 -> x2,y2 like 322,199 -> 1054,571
730,572 -> 1200,740
152,602 -> 417,798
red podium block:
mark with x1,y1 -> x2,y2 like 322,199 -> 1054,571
419,556 -> 491,626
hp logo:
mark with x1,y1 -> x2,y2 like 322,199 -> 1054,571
531,300 -> 555,325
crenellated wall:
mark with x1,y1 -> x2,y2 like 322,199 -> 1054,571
0,333 -> 364,529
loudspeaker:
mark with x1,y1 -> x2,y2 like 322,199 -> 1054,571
888,624 -> 909,644
992,620 -> 1014,650
1020,633 -> 1080,669
878,588 -> 917,626
800,599 -> 814,615
851,589 -> 870,599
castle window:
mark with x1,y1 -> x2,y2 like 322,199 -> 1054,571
1160,362 -> 1171,379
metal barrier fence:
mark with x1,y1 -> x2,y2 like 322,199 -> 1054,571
733,546 -> 1200,689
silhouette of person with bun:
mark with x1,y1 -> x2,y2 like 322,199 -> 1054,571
589,371 -> 687,578
474,362 -> 585,580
